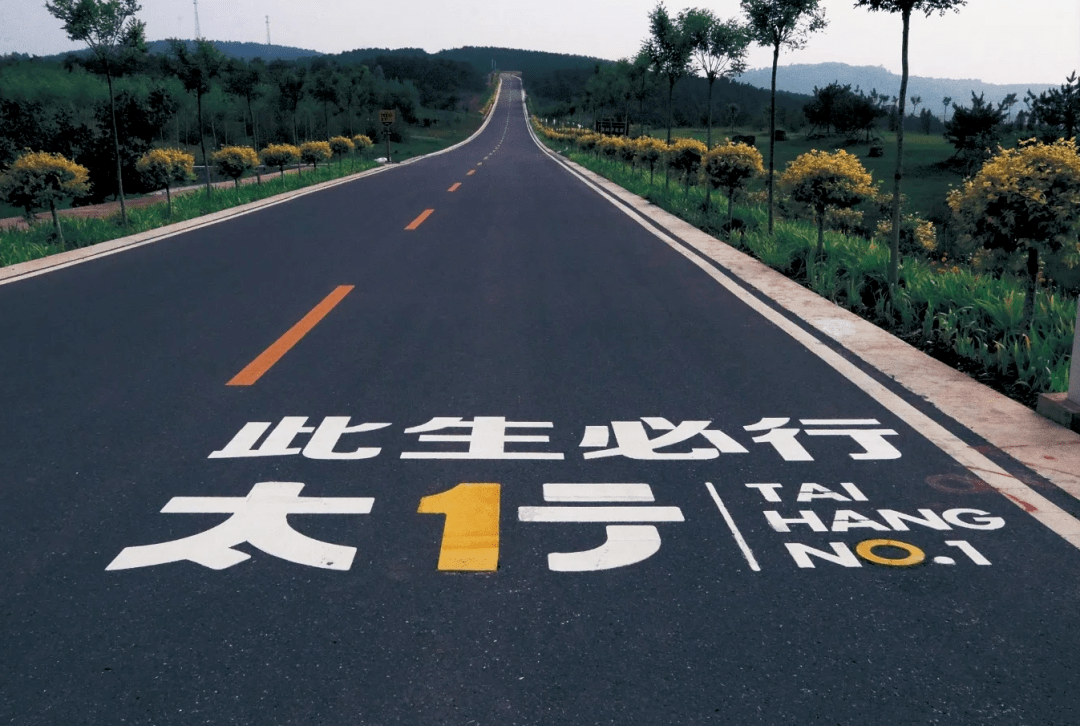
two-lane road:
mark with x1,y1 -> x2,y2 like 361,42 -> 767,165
2,74 -> 1080,725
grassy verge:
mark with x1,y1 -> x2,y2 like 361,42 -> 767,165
537,133 -> 1075,409
0,159 -> 377,268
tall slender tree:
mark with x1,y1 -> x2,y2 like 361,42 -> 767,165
680,8 -> 750,149
741,0 -> 827,235
223,59 -> 265,150
45,0 -> 147,226
642,2 -> 694,144
168,39 -> 225,198
854,0 -> 967,291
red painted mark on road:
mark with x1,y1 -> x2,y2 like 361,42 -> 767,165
1005,493 -> 1038,513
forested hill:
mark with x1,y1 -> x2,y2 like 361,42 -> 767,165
736,62 -> 1054,110
36,40 -> 324,63
146,40 -> 323,61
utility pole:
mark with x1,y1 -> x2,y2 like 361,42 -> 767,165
192,0 -> 202,40
265,16 -> 271,45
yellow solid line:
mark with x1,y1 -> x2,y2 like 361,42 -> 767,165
448,182 -> 461,192
405,208 -> 435,230
227,285 -> 354,386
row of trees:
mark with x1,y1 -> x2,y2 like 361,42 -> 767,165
625,0 -> 967,296
6,0 -> 477,225
539,119 -> 1080,329
0,133 -> 377,240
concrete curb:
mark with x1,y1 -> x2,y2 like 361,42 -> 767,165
0,77 -> 504,287
528,129 -> 1080,504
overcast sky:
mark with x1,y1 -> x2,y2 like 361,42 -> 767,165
5,0 -> 1078,85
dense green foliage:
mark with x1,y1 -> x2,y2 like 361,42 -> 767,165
0,41 -> 491,209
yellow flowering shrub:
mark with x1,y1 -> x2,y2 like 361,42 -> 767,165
260,144 -> 301,178
136,148 -> 195,216
299,141 -> 333,170
778,149 -> 875,258
328,136 -> 355,160
700,141 -> 764,226
577,133 -> 601,154
947,138 -> 1080,256
597,135 -> 625,160
634,137 -> 668,183
0,151 -> 90,244
667,138 -> 708,186
352,135 -> 374,153
947,138 -> 1080,325
211,146 -> 259,188
876,214 -> 937,254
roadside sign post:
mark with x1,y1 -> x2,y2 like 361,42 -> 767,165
380,109 -> 395,163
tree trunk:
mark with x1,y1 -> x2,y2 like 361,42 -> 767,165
198,90 -> 211,198
165,183 -> 172,217
247,94 -> 259,150
106,72 -> 128,225
727,190 -> 734,233
666,77 -> 675,145
767,44 -> 779,235
888,8 -> 912,292
1024,245 -> 1039,329
49,199 -> 64,247
706,77 -> 714,149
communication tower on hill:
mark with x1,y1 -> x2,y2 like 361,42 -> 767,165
266,16 -> 271,45
192,0 -> 202,39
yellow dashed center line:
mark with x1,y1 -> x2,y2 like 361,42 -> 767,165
448,182 -> 462,192
466,169 -> 476,176
405,208 -> 435,230
227,285 -> 354,387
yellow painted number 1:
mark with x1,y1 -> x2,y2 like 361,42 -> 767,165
417,483 -> 500,571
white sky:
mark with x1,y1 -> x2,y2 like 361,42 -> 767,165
5,0 -> 1079,85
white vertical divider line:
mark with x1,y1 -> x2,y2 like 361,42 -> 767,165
705,482 -> 761,572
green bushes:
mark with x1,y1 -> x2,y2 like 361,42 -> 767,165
533,119 -> 1075,402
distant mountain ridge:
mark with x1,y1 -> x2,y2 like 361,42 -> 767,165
736,62 -> 1055,112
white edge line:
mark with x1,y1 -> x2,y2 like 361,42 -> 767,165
705,482 -> 762,572
522,102 -> 1080,551
0,78 -> 506,287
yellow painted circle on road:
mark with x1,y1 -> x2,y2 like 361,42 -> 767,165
855,539 -> 925,566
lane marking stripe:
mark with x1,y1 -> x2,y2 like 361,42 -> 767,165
706,482 -> 761,572
405,209 -> 435,230
525,103 -> 1080,550
227,285 -> 354,386
448,182 -> 461,192
466,169 -> 476,176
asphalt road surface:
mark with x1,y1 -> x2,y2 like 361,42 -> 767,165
3,75 -> 1080,725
